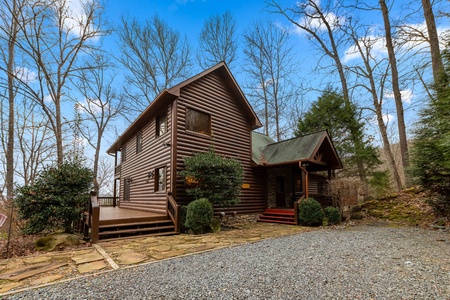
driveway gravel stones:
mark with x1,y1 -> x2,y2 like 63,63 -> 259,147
4,226 -> 450,299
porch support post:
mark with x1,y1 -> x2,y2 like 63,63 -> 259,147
113,152 -> 118,207
299,162 -> 309,198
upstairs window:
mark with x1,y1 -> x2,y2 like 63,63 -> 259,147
136,132 -> 142,153
156,112 -> 167,138
185,108 -> 211,135
155,167 -> 166,192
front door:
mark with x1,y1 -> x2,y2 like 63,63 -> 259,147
276,176 -> 285,207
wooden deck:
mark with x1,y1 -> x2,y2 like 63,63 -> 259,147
99,207 -> 169,226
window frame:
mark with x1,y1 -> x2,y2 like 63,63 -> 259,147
185,107 -> 211,135
154,167 -> 166,192
121,145 -> 127,163
124,177 -> 131,201
156,112 -> 167,138
136,132 -> 142,154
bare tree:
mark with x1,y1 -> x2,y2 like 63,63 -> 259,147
344,22 -> 403,191
118,15 -> 191,117
198,11 -> 238,69
379,0 -> 410,184
0,0 -> 26,198
97,155 -> 114,196
3,0 -> 106,166
421,0 -> 445,82
268,0 -> 370,184
15,99 -> 55,185
71,54 -> 125,192
243,20 -> 299,141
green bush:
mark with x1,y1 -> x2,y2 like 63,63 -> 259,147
15,160 -> 93,234
180,205 -> 188,232
324,206 -> 341,225
181,148 -> 243,207
185,198 -> 213,234
298,198 -> 324,226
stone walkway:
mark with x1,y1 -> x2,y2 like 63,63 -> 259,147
0,222 -> 314,296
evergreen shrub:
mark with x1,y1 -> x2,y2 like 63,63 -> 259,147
298,198 -> 324,226
185,198 -> 213,234
324,206 -> 341,225
181,148 -> 243,207
15,160 -> 93,234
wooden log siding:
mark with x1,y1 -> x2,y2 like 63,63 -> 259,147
175,71 -> 266,214
118,104 -> 173,214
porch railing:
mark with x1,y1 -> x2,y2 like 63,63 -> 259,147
84,191 -> 100,242
97,196 -> 118,207
167,192 -> 181,233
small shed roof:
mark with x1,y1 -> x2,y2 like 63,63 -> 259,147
252,130 -> 343,170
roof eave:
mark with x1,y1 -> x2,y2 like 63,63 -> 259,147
106,90 -> 177,154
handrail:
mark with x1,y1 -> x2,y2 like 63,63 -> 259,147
97,196 -> 118,206
88,191 -> 100,242
294,195 -> 306,225
167,192 -> 181,233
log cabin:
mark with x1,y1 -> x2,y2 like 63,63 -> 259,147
84,62 -> 342,241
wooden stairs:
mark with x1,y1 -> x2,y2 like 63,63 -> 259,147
257,208 -> 296,225
97,216 -> 177,241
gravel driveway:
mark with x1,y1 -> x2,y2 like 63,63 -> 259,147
5,226 -> 450,299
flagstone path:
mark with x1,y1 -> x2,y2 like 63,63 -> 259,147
0,222 -> 314,295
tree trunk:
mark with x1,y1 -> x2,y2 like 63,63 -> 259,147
380,0 -> 409,186
6,0 -> 18,199
421,0 -> 445,83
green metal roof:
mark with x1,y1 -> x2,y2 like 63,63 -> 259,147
252,132 -> 276,165
252,130 -> 342,169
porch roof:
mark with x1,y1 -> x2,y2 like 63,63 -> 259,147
252,130 -> 343,170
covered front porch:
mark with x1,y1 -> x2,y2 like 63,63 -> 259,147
253,130 -> 343,225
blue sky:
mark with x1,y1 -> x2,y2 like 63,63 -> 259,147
84,0 -> 449,147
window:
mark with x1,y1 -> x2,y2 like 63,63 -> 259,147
155,167 -> 166,192
124,177 -> 131,201
121,145 -> 126,163
186,108 -> 211,135
136,132 -> 142,153
156,113 -> 167,137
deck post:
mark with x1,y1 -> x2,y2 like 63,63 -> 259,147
89,191 -> 100,242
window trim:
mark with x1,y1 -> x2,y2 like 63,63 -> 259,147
121,145 -> 127,163
136,132 -> 142,154
156,111 -> 168,138
124,177 -> 131,201
154,166 -> 166,192
185,107 -> 211,136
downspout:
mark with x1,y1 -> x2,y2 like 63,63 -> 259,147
299,162 -> 309,198
108,151 -> 118,207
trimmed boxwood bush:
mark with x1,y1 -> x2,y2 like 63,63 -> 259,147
298,197 -> 324,226
185,198 -> 213,234
324,206 -> 341,225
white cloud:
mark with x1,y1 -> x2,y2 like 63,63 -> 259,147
77,98 -> 106,114
14,67 -> 37,83
343,22 -> 450,63
370,113 -> 395,125
292,0 -> 346,36
385,89 -> 414,104
44,94 -> 53,103
342,35 -> 387,63
59,0 -> 100,41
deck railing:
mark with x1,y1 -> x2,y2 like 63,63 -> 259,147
167,192 -> 181,233
97,196 -> 118,207
85,191 -> 100,242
